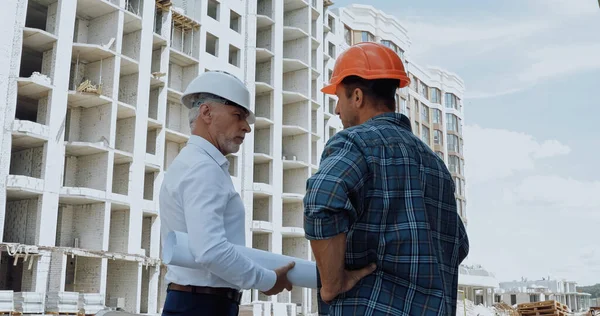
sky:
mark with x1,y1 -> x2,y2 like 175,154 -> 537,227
331,0 -> 600,285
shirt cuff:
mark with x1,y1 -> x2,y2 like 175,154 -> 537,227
256,268 -> 277,292
304,214 -> 349,240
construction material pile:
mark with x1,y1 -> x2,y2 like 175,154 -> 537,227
517,300 -> 569,316
494,301 -> 519,316
456,298 -> 496,316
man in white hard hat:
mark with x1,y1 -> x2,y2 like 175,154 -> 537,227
159,70 -> 295,316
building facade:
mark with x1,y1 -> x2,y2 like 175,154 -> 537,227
0,1 -> 470,315
498,279 -> 592,312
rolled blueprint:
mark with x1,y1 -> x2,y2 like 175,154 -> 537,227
163,231 -> 317,289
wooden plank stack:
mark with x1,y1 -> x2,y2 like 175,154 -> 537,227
517,300 -> 569,316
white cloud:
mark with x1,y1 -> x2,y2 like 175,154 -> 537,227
532,0 -> 600,17
399,2 -> 600,99
512,175 -> 600,209
463,125 -> 571,184
463,125 -> 600,284
518,43 -> 600,84
403,18 -> 550,56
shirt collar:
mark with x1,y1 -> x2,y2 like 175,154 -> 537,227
366,112 -> 412,131
187,135 -> 229,168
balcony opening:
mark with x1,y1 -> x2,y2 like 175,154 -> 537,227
168,63 -> 198,93
228,44 -> 240,67
257,0 -> 273,19
146,128 -> 158,156
256,60 -> 273,87
253,160 -> 272,185
3,196 -> 41,245
116,118 -> 135,154
144,171 -> 157,201
163,141 -> 184,172
62,146 -> 109,192
253,196 -> 271,222
69,57 -> 116,99
108,206 -> 130,253
283,168 -> 308,195
25,1 -> 58,34
64,104 -> 112,144
206,32 -> 219,57
106,260 -> 139,312
207,0 -> 220,21
0,251 -> 42,293
255,92 -> 273,121
15,87 -> 49,125
230,10 -> 241,33
169,22 -> 200,58
64,256 -> 102,293
112,161 -> 130,196
124,0 -> 142,16
20,45 -> 52,81
165,101 -> 190,135
72,10 -> 119,51
122,30 -> 142,62
282,202 -> 303,228
55,202 -> 106,251
10,135 -> 45,180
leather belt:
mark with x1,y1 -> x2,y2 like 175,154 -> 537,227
168,283 -> 242,305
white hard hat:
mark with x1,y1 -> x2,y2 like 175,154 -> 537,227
181,70 -> 255,124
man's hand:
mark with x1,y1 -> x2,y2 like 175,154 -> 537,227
262,261 -> 296,295
320,263 -> 376,303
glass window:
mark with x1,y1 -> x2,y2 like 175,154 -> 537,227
361,31 -> 375,42
434,130 -> 443,145
413,99 -> 419,117
431,88 -> 441,103
328,16 -> 335,32
445,92 -> 459,109
446,114 -> 458,132
448,155 -> 460,174
422,126 -> 430,145
447,134 -> 459,152
436,151 -> 444,159
400,98 -> 407,115
419,81 -> 429,99
455,178 -> 462,195
344,25 -> 352,45
410,75 -> 418,91
421,105 -> 429,122
433,109 -> 442,124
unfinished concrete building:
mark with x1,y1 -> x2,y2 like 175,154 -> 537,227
0,0 -> 260,314
0,0 -> 469,315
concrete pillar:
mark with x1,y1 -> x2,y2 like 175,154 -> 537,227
242,0 -> 258,306
36,0 -> 77,246
0,0 -> 27,243
33,251 -> 52,292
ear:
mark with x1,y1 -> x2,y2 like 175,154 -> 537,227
199,104 -> 212,123
353,88 -> 365,109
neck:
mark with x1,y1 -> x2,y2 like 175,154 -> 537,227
192,126 -> 224,155
358,104 -> 393,125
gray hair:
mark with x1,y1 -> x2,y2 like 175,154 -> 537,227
188,93 -> 231,130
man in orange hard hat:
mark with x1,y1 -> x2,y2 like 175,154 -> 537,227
303,42 -> 469,315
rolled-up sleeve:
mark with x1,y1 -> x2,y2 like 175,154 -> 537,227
181,163 -> 276,292
303,132 -> 369,240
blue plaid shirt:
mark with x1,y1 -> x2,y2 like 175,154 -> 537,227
304,112 -> 469,316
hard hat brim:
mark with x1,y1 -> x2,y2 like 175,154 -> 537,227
321,83 -> 337,95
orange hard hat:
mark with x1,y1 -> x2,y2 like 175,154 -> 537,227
322,42 -> 411,95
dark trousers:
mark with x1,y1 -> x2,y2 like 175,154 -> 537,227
161,289 -> 239,316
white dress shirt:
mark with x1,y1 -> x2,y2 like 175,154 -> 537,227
159,135 -> 276,292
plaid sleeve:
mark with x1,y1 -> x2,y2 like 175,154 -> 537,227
303,132 -> 369,240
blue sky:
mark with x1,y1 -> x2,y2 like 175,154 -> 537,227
331,0 -> 600,285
